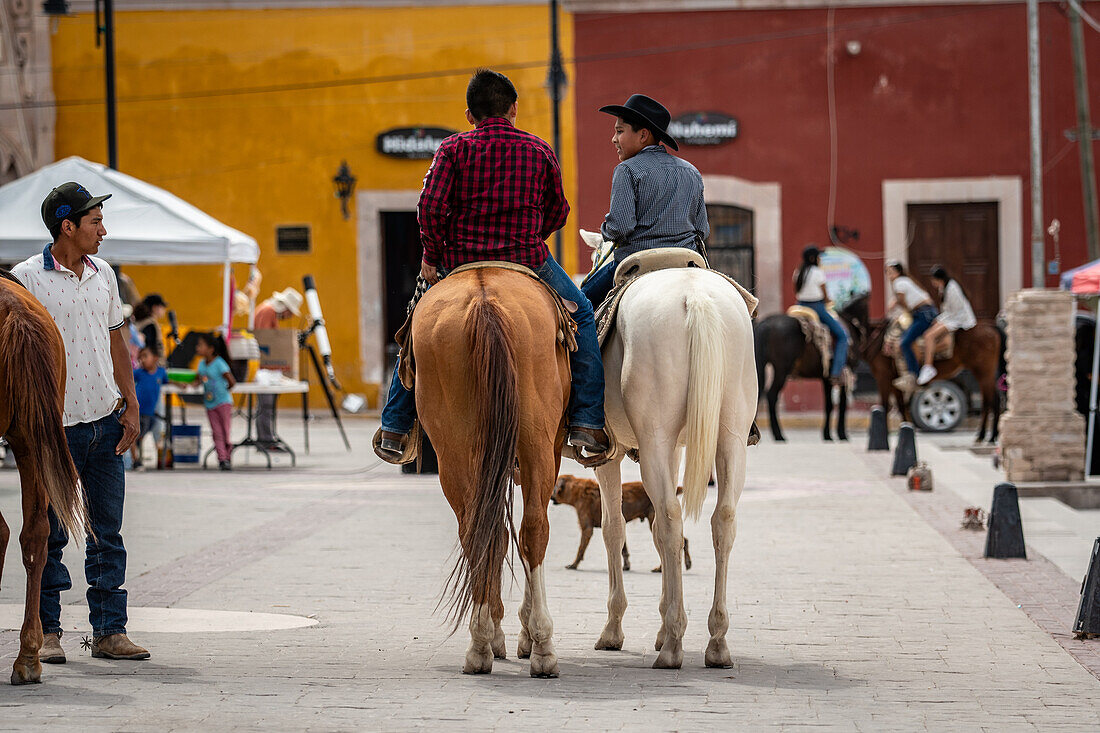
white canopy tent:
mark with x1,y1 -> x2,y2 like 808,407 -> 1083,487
0,156 -> 259,327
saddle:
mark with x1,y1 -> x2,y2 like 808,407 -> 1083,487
394,260 -> 579,392
0,267 -> 26,289
884,312 -> 954,370
786,305 -> 836,375
594,248 -> 758,347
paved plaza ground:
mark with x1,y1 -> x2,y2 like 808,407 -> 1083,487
1,413 -> 1099,731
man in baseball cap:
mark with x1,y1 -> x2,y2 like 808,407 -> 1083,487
12,181 -> 151,663
41,182 -> 112,240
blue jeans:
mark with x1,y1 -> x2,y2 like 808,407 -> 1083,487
581,259 -> 616,309
380,256 -> 606,433
900,305 -> 939,375
40,410 -> 129,637
797,300 -> 850,378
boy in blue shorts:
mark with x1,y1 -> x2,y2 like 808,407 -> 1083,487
131,346 -> 166,469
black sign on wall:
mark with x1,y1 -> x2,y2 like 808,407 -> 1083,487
667,112 -> 739,146
376,127 -> 458,159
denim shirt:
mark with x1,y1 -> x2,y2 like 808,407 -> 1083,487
600,145 -> 709,261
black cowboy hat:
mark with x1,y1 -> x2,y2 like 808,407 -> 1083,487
598,94 -> 679,151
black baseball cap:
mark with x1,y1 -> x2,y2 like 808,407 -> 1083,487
41,181 -> 112,231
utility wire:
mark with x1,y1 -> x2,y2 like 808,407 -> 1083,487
0,5 -> 993,113
1068,0 -> 1100,35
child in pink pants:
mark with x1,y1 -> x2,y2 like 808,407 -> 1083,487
195,332 -> 237,470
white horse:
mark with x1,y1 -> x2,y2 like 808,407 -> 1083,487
579,231 -> 757,669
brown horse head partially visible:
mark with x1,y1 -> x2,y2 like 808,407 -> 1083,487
411,267 -> 570,678
0,279 -> 86,685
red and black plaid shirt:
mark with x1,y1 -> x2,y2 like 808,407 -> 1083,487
418,117 -> 569,271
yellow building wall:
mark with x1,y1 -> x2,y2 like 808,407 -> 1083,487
50,5 -> 578,406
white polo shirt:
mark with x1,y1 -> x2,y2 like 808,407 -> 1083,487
12,245 -> 125,426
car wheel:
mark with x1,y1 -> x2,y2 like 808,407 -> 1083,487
910,380 -> 967,433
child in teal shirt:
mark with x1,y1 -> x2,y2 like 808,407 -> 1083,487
195,332 -> 236,470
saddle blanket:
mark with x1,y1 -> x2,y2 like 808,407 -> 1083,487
394,260 -> 578,390
594,249 -> 758,347
884,316 -> 954,371
785,305 -> 834,375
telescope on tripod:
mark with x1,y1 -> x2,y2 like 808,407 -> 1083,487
298,274 -> 350,451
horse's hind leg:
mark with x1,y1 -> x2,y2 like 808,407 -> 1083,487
837,386 -> 849,442
642,440 -> 686,669
706,429 -> 745,669
822,379 -> 834,441
517,447 -> 558,678
594,457 -> 627,651
10,444 -> 49,685
767,368 -> 788,442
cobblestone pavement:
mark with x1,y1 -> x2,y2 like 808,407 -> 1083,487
1,417 -> 1098,731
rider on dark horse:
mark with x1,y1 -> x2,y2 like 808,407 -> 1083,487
885,260 -> 939,394
793,245 -> 849,385
580,94 -> 709,309
917,265 -> 977,386
374,69 -> 609,463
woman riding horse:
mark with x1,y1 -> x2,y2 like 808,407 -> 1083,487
917,265 -> 977,386
794,244 -> 849,385
885,260 -> 938,394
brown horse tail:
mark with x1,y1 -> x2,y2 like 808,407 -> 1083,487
441,292 -> 518,631
0,300 -> 86,541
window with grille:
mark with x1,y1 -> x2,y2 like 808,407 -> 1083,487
276,225 -> 311,254
705,204 -> 755,291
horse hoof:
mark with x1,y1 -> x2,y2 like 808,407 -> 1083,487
462,648 -> 494,675
823,436 -> 833,442
529,651 -> 559,678
517,629 -> 532,659
650,566 -> 662,573
623,563 -> 631,572
10,662 -> 42,685
705,638 -> 732,669
652,646 -> 683,669
492,629 -> 507,660
565,564 -> 578,570
595,627 -> 624,651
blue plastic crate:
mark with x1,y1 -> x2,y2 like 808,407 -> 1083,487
171,424 -> 201,464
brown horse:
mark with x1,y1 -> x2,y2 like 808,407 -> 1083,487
412,267 -> 570,678
0,278 -> 86,685
845,296 -> 1004,443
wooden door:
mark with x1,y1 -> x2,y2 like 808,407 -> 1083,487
906,202 -> 1000,319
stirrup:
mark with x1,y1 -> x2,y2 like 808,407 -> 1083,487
372,426 -> 418,465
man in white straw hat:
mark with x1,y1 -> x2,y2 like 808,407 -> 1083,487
254,287 -> 303,447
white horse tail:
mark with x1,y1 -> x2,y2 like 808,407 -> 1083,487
682,287 -> 725,521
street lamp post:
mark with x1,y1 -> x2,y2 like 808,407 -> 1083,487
43,0 -> 117,169
547,0 -> 567,266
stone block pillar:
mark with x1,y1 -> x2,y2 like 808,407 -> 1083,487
1000,289 -> 1085,482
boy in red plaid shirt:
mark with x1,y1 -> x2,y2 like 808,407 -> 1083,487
377,69 -> 608,463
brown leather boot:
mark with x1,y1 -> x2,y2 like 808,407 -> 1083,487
568,426 -> 610,452
91,633 -> 150,660
39,632 -> 65,664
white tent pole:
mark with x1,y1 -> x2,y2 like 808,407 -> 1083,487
222,261 -> 232,335
1087,301 -> 1100,476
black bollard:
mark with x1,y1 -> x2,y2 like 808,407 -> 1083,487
984,483 -> 1027,559
890,422 -> 917,476
1074,537 -> 1100,638
868,406 -> 890,452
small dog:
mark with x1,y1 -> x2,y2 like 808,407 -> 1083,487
551,474 -> 691,573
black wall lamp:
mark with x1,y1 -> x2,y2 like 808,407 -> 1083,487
333,161 -> 357,220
